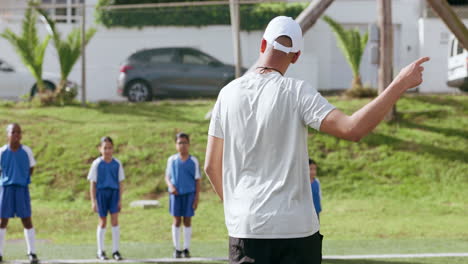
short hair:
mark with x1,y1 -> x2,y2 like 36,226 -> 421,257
6,123 -> 20,135
175,132 -> 190,143
100,136 -> 114,146
309,158 -> 317,166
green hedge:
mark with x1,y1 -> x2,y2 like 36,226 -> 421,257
95,0 -> 307,31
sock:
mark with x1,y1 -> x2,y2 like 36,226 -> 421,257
111,226 -> 120,253
0,228 -> 6,256
183,226 -> 192,250
172,225 -> 180,250
97,226 -> 106,254
24,228 -> 36,254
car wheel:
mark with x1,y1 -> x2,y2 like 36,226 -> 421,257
30,81 -> 56,97
126,80 -> 152,102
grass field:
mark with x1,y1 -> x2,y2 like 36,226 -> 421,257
0,95 -> 466,263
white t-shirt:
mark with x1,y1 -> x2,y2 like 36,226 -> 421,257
208,71 -> 335,239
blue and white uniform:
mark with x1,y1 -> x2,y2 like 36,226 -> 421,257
88,157 -> 125,217
311,178 -> 322,217
0,145 -> 36,218
166,154 -> 201,217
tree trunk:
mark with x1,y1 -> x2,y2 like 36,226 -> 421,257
351,75 -> 363,89
378,0 -> 395,121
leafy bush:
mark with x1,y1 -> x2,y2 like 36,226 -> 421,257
95,0 -> 306,31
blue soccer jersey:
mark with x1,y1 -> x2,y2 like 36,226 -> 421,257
87,157 -> 125,189
0,145 -> 36,187
311,178 -> 322,215
166,154 -> 201,195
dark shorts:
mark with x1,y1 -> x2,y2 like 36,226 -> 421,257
0,185 -> 31,219
229,231 -> 323,264
169,192 -> 195,217
96,188 -> 120,217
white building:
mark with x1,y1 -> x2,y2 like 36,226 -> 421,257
0,0 -> 463,101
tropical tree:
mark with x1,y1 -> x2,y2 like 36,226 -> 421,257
36,7 -> 97,97
0,3 -> 51,95
323,15 -> 369,89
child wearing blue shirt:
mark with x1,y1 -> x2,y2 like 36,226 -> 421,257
165,133 -> 201,259
0,123 -> 38,264
309,158 -> 322,220
88,137 -> 125,261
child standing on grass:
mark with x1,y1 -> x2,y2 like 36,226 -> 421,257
88,136 -> 125,261
165,132 -> 201,259
309,158 -> 322,220
0,123 -> 39,264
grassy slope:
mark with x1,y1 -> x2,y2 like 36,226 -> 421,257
0,95 -> 466,257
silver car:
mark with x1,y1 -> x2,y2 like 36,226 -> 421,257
117,47 -> 245,102
0,58 -> 77,100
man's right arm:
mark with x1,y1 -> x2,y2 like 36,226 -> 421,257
320,57 -> 430,141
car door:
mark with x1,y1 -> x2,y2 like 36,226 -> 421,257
177,49 -> 230,96
0,60 -> 22,99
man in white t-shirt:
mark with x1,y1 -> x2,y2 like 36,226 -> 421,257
204,16 -> 429,264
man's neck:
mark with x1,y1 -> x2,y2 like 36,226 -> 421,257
256,54 -> 289,76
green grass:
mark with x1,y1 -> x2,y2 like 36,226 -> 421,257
0,95 -> 466,263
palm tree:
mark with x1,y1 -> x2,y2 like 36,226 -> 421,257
1,4 -> 51,95
36,7 -> 97,96
323,15 -> 369,89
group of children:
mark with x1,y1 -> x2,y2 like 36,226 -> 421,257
0,123 -> 321,263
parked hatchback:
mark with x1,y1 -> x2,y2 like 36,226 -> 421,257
118,47 -> 245,102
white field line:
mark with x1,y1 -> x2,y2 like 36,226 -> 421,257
3,253 -> 468,263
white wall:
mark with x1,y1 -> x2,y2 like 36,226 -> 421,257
418,18 -> 463,93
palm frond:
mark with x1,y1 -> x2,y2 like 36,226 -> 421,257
323,15 -> 369,81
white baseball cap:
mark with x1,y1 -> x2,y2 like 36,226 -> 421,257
263,16 -> 303,54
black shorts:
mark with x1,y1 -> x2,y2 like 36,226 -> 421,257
229,231 -> 323,264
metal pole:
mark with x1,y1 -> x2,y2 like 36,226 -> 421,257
229,0 -> 242,78
81,0 -> 86,106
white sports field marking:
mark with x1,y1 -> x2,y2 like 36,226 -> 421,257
323,252 -> 468,259
3,253 -> 468,263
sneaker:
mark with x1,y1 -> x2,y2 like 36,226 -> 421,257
28,253 -> 39,264
112,251 -> 123,261
173,249 -> 182,258
182,248 -> 191,258
96,251 -> 108,260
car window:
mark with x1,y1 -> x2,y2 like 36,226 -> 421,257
457,41 -> 464,55
149,53 -> 173,64
130,50 -> 174,64
182,51 -> 215,65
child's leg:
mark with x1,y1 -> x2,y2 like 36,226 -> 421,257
0,219 -> 8,257
21,217 -> 35,254
172,217 -> 182,250
97,217 -> 107,254
110,213 -> 120,253
182,217 -> 192,250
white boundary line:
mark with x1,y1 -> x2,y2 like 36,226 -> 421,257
2,253 -> 468,263
323,252 -> 468,259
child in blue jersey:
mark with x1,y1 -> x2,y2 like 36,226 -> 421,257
165,133 -> 201,259
0,123 -> 38,264
88,137 -> 125,261
309,158 -> 322,220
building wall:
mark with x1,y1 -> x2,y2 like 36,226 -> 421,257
418,18 -> 463,93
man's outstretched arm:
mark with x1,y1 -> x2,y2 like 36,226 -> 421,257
320,57 -> 430,142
